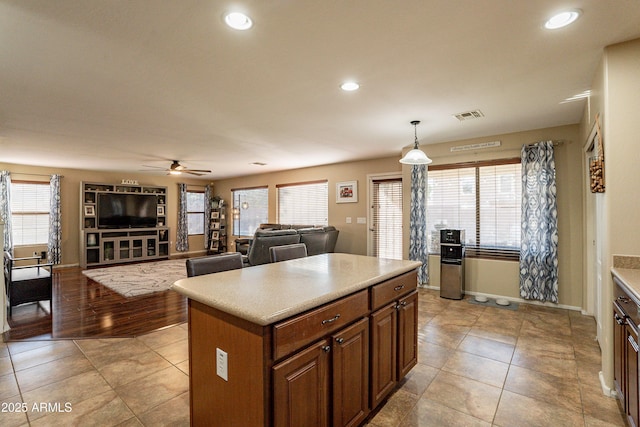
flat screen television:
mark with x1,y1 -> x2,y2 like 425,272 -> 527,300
97,193 -> 158,229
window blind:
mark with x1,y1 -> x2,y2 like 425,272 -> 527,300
187,191 -> 205,235
232,187 -> 269,236
427,159 -> 521,260
372,179 -> 403,260
277,181 -> 328,226
11,181 -> 50,245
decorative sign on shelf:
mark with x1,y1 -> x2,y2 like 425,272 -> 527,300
121,179 -> 139,185
450,140 -> 501,152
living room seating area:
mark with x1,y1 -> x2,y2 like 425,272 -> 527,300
238,224 -> 339,266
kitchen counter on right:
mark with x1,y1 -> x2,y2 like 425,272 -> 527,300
611,255 -> 640,302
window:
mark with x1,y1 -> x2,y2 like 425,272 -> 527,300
277,181 -> 328,226
187,191 -> 205,235
11,181 -> 50,246
427,159 -> 521,260
232,187 -> 268,236
372,178 -> 403,260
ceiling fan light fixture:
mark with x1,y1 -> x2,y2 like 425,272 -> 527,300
545,9 -> 581,29
400,120 -> 432,165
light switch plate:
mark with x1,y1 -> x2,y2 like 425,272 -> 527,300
357,217 -> 366,224
346,217 -> 352,224
216,348 -> 228,381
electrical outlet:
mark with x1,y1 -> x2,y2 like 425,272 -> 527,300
216,348 -> 228,381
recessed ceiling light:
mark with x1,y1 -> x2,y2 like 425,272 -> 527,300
340,82 -> 360,91
224,12 -> 253,30
545,9 -> 581,29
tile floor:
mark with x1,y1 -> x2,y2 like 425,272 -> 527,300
0,289 -> 627,426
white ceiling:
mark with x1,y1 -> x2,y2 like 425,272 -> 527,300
1,1 -> 640,179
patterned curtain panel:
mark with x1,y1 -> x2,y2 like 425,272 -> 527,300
520,141 -> 559,303
176,183 -> 189,252
204,185 -> 212,249
48,174 -> 62,264
409,164 -> 429,286
0,171 -> 12,253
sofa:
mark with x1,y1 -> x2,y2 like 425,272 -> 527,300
240,224 -> 339,266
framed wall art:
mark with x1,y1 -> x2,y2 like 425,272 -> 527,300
336,181 -> 358,203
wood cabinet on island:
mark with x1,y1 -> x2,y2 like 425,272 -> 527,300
171,253 -> 421,427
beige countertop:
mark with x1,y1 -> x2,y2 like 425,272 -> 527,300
171,253 -> 421,326
612,267 -> 640,302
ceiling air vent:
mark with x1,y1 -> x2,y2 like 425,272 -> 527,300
454,109 -> 484,122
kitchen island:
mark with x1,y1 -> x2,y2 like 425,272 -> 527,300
172,253 -> 421,427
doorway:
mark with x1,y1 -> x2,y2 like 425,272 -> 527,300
368,173 -> 403,259
584,119 -> 604,344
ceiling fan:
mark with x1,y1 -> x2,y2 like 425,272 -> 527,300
142,160 -> 211,176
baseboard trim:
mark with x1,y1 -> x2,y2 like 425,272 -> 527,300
599,371 -> 618,398
419,285 -> 583,312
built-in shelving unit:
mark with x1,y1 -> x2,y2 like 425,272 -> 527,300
80,181 -> 170,268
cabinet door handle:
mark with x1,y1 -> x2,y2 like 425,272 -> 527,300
322,314 -> 341,325
394,285 -> 405,292
322,345 -> 331,353
618,296 -> 631,303
615,314 -> 626,325
629,335 -> 639,353
336,337 -> 345,344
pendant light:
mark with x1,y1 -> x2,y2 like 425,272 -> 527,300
399,120 -> 432,165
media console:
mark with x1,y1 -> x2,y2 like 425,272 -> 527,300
80,181 -> 170,268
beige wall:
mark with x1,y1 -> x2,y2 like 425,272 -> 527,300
216,124 -> 583,307
2,122 -> 584,308
588,38 -> 640,390
405,124 -> 583,307
213,157 -> 402,256
0,162 -> 209,265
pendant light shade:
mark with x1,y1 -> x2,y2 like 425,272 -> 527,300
400,120 -> 432,165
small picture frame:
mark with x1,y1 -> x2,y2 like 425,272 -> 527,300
209,240 -> 219,250
211,231 -> 219,240
211,222 -> 220,230
336,181 -> 358,203
84,205 -> 95,216
157,206 -> 165,216
211,211 -> 220,219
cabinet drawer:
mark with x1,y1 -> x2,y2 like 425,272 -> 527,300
273,290 -> 368,361
614,278 -> 640,327
371,271 -> 417,311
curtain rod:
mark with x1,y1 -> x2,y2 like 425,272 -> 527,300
11,172 -> 64,178
525,140 -> 566,148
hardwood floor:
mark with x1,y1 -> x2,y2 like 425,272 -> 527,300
3,266 -> 187,341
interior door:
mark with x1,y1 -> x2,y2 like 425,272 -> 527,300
368,174 -> 403,259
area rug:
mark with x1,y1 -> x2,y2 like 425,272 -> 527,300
82,259 -> 187,297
